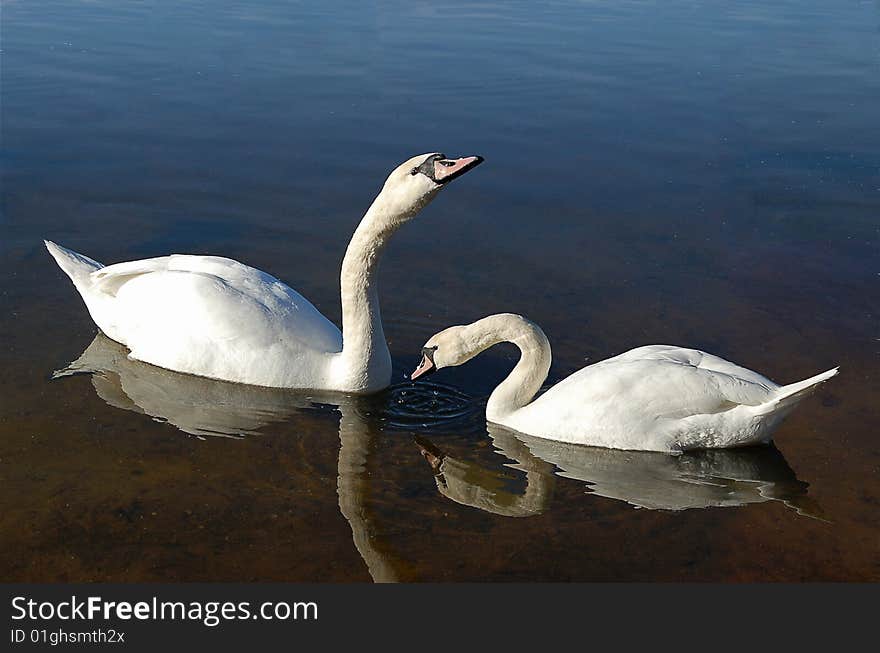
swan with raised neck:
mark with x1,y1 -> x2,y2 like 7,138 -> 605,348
334,152 -> 482,390
412,313 -> 837,452
45,152 -> 483,392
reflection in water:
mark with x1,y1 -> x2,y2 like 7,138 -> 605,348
418,424 -> 825,520
53,333 -> 473,582
415,433 -> 555,518
55,334 -> 313,438
51,334 -> 827,585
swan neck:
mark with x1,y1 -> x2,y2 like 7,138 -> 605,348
337,194 -> 412,388
475,316 -> 552,422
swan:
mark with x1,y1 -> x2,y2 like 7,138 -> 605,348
411,313 -> 838,452
45,152 -> 483,392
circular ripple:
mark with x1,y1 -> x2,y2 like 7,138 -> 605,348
382,381 -> 478,429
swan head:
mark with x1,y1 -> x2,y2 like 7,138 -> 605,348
411,314 -> 544,381
375,153 -> 483,224
410,324 -> 473,380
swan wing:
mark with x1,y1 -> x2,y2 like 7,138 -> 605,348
547,348 -> 778,418
604,345 -> 776,389
509,346 -> 783,450
87,255 -> 342,386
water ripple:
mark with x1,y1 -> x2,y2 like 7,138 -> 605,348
381,381 -> 479,429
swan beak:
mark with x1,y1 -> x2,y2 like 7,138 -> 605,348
410,354 -> 435,381
414,435 -> 445,472
433,155 -> 484,184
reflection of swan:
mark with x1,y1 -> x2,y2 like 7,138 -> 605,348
415,432 -> 555,517
336,408 -> 402,583
417,424 -> 825,519
54,333 -> 407,581
45,152 -> 482,392
412,313 -> 837,452
55,334 -> 302,437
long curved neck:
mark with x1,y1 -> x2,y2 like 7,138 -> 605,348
338,203 -> 391,382
465,315 -> 552,422
337,190 -> 431,389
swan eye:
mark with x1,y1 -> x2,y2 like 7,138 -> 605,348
410,167 -> 419,175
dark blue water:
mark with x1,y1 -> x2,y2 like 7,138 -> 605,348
1,1 -> 877,580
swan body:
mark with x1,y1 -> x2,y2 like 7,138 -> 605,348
46,152 -> 482,392
412,313 -> 837,453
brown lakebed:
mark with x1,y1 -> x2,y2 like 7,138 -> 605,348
1,0 -> 877,581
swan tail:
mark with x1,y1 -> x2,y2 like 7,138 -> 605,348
51,361 -> 91,380
44,240 -> 104,289
52,354 -> 102,380
756,367 -> 838,415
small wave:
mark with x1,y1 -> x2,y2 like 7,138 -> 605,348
382,381 -> 478,429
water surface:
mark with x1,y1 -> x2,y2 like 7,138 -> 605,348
1,0 -> 878,581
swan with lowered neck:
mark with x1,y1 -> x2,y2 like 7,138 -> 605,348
45,152 -> 482,392
411,313 -> 838,453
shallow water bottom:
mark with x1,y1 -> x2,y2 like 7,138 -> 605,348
2,0 -> 878,582
1,318 -> 876,582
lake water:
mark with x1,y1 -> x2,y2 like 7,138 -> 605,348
1,0 -> 878,581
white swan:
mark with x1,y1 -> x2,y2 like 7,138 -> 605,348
45,152 -> 483,392
411,313 -> 838,452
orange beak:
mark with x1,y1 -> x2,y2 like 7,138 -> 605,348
432,155 -> 484,184
410,354 -> 435,381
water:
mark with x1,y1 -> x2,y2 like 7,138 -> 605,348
1,0 -> 878,581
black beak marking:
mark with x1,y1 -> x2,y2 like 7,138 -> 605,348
410,154 -> 484,184
411,154 -> 444,177
411,345 -> 438,381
